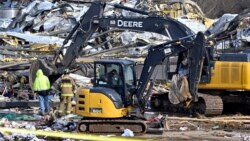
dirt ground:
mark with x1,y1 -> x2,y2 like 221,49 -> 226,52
1,109 -> 250,140
138,114 -> 250,141
140,130 -> 247,141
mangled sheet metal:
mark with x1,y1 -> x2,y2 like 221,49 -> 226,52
205,14 -> 237,39
205,9 -> 250,49
0,0 -> 169,58
177,17 -> 207,33
0,32 -> 64,46
0,0 -> 91,70
0,2 -> 20,29
0,0 -> 89,46
0,0 -> 194,58
6,0 -> 88,33
0,18 -> 12,29
0,0 -> 223,103
0,0 -> 188,93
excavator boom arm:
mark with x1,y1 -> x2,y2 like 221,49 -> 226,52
136,32 -> 205,112
55,1 -> 194,72
99,17 -> 193,40
30,1 -> 203,101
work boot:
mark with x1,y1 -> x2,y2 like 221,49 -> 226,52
38,111 -> 45,116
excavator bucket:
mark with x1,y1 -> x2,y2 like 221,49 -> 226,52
168,32 -> 205,106
168,75 -> 192,106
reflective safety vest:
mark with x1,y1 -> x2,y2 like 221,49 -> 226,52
61,75 -> 74,97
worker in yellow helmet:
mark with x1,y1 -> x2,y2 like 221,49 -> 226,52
58,69 -> 76,116
33,69 -> 51,116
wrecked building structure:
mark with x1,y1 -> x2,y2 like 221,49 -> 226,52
0,0 -> 250,140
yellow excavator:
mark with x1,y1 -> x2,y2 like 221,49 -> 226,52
31,0 -> 250,133
30,1 -> 206,133
75,31 -> 205,133
149,9 -> 250,116
30,2 -> 250,132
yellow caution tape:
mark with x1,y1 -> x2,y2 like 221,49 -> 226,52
0,127 -> 145,141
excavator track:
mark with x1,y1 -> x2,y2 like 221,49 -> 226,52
150,92 -> 223,116
195,93 -> 223,116
77,119 -> 147,134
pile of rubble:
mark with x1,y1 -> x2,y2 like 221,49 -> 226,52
0,109 -> 250,140
0,0 -> 169,101
1,0 -> 250,139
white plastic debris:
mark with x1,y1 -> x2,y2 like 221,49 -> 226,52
120,31 -> 137,45
212,125 -> 220,130
74,6 -> 90,22
82,45 -> 98,54
44,127 -> 52,131
30,136 -> 44,141
224,136 -> 231,138
43,15 -> 62,31
121,0 -> 142,17
238,27 -> 250,45
37,1 -> 54,11
25,124 -> 36,130
0,32 -> 65,45
121,129 -> 134,137
69,73 -> 91,85
60,114 -> 78,120
9,133 -> 39,141
243,136 -> 250,141
0,19 -> 12,29
0,118 -> 9,126
179,126 -> 188,131
10,121 -> 21,128
233,133 -> 241,138
22,1 -> 39,14
104,0 -> 121,16
128,45 -> 150,55
136,32 -> 169,44
177,17 -> 207,33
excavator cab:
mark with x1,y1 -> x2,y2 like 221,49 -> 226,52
76,59 -> 149,133
75,59 -> 138,119
94,60 -> 136,107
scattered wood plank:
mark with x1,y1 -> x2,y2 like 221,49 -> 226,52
166,116 -> 250,123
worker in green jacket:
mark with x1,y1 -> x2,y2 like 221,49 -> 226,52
33,69 -> 51,116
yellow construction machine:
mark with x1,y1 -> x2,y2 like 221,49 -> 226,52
30,0 -> 250,134
29,2 -> 250,132
30,1 -> 206,133
75,30 -> 204,133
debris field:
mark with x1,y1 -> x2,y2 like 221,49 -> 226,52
0,0 -> 250,140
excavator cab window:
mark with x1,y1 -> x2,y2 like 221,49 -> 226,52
94,62 -> 125,96
95,63 -> 123,86
94,60 -> 136,106
124,64 -> 136,93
